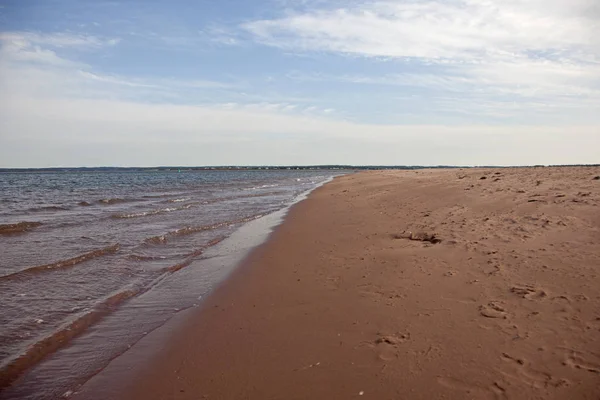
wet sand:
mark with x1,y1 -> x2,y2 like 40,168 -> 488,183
109,168 -> 600,399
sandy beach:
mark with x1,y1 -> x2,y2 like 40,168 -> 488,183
98,167 -> 599,400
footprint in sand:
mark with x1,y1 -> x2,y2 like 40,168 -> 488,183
479,302 -> 508,319
483,262 -> 503,276
437,376 -> 508,400
572,294 -> 589,302
357,283 -> 404,302
375,332 -> 411,346
367,332 -> 411,361
510,285 -> 548,300
563,350 -> 600,374
500,353 -> 569,389
551,294 -> 589,304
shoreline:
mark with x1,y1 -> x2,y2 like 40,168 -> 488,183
69,176 -> 342,399
0,174 -> 340,400
83,167 -> 599,399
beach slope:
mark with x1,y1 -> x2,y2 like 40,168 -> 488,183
115,167 -> 600,399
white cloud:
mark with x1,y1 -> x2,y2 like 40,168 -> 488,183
77,71 -> 160,88
245,0 -> 598,61
245,0 -> 600,113
200,25 -> 241,46
1,46 -> 596,167
2,33 -> 596,167
0,31 -> 119,68
296,59 -> 600,99
1,92 -> 598,167
0,32 -> 115,49
0,31 -> 239,103
287,63 -> 600,121
0,38 -> 82,68
1,24 -> 598,167
77,71 -> 234,91
0,31 -> 334,130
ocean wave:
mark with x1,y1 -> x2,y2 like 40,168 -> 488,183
0,221 -> 43,235
0,230 -> 225,386
143,214 -> 264,245
0,230 -> 239,387
243,183 -> 280,191
164,259 -> 193,273
164,236 -> 226,273
144,235 -> 168,245
243,191 -> 287,199
0,287 -> 139,388
127,254 -> 168,261
142,193 -> 185,199
195,192 -> 284,208
166,198 -> 190,203
98,198 -> 131,205
0,244 -> 120,282
1,231 -> 229,387
112,204 -> 193,219
27,205 -> 71,212
296,175 -> 327,182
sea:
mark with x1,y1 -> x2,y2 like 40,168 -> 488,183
0,168 -> 343,399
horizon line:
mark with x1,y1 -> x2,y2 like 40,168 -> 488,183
1,164 -> 599,171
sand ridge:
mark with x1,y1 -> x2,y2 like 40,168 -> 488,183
104,167 -> 599,400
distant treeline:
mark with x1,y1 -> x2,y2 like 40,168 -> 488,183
0,164 -> 598,173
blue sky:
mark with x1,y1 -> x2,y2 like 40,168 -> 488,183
0,0 -> 598,167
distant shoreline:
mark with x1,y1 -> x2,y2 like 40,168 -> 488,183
1,164 -> 599,173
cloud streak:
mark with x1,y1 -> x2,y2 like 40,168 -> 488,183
0,31 -> 337,122
0,31 -> 119,68
0,32 -> 119,49
2,93 -> 598,167
0,32 -> 239,101
245,0 -> 600,117
245,0 -> 599,61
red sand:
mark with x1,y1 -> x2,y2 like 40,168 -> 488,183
96,168 -> 600,399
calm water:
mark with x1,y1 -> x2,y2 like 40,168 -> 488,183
0,169 -> 340,399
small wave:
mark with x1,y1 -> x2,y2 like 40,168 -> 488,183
0,231 -> 228,386
0,287 -> 139,388
143,214 -> 264,245
164,236 -> 226,273
142,193 -> 184,199
0,230 -> 226,386
112,204 -> 193,219
98,198 -> 130,205
239,192 -> 286,199
298,175 -> 326,181
0,244 -> 119,282
127,254 -> 168,261
167,198 -> 190,203
164,259 -> 193,273
78,201 -> 92,207
200,193 -> 281,207
0,221 -> 43,235
144,235 -> 168,245
27,205 -> 70,212
204,236 -> 226,248
243,183 -> 280,191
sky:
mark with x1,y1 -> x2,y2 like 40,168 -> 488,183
0,0 -> 598,167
